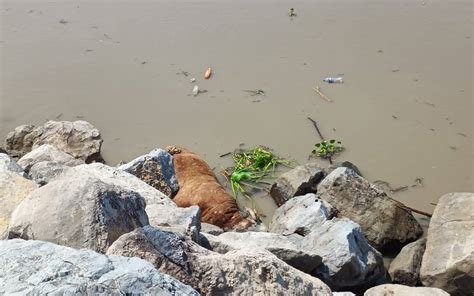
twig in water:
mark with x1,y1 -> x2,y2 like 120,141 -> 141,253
219,152 -> 231,158
312,86 -> 332,102
306,117 -> 332,164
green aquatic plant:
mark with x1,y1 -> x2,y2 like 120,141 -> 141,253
226,146 -> 292,199
312,140 -> 344,159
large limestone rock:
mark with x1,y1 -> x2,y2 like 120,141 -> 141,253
317,167 -> 423,250
0,239 -> 198,295
204,219 -> 385,291
58,163 -> 175,207
301,218 -> 385,290
270,193 -> 332,236
28,161 -> 70,186
420,192 -> 474,296
107,226 -> 333,296
202,231 -> 321,274
364,284 -> 449,296
270,163 -> 325,206
147,204 -> 201,241
0,171 -> 37,238
4,120 -> 103,162
194,249 -> 332,295
6,175 -> 149,253
0,153 -> 26,176
389,238 -> 426,286
17,144 -> 83,172
119,149 -> 179,197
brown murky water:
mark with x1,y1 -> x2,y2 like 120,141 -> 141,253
1,0 -> 473,224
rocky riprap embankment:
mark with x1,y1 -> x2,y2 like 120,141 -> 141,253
1,120 -> 472,295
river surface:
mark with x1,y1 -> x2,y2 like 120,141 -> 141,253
1,0 -> 472,224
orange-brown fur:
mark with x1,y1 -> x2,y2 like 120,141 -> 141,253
167,146 -> 252,230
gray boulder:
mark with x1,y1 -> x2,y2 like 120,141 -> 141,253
326,161 -> 362,177
201,223 -> 224,235
18,144 -> 83,172
7,175 -> 149,253
389,238 -> 426,286
317,167 -> 423,250
202,231 -> 321,274
270,162 -> 325,206
28,161 -> 70,186
364,284 -> 449,296
107,226 -> 200,289
301,218 -> 385,291
0,153 -> 26,177
107,227 -> 332,296
420,192 -> 474,296
270,193 -> 332,236
0,239 -> 198,295
0,171 -> 37,238
147,204 -> 201,242
4,120 -> 103,162
204,218 -> 385,291
58,163 -> 175,207
119,148 -> 179,197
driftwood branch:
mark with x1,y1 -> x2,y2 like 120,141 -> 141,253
307,117 -> 333,164
313,86 -> 332,102
389,197 -> 432,217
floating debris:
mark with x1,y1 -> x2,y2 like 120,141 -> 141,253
243,89 -> 265,96
288,8 -> 297,17
192,85 -> 199,96
323,77 -> 344,84
312,86 -> 332,102
59,19 -> 68,24
190,78 -> 196,83
204,67 -> 212,79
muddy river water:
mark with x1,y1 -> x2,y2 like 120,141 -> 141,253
1,0 -> 472,224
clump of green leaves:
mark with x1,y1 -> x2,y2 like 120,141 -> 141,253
312,140 -> 344,159
226,146 -> 291,199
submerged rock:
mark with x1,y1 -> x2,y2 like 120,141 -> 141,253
388,238 -> 426,286
364,284 -> 449,296
317,167 -> 423,250
270,163 -> 326,206
6,175 -> 149,253
420,192 -> 474,296
0,171 -> 37,238
0,239 -> 198,295
4,120 -> 103,162
17,144 -> 83,172
119,148 -> 179,197
270,193 -> 332,236
108,227 -> 332,296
